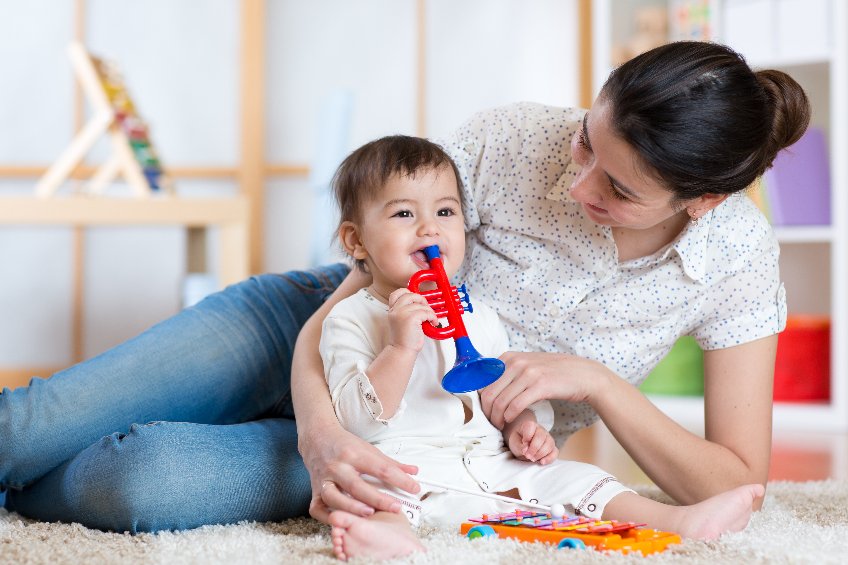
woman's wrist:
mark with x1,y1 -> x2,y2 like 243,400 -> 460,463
298,409 -> 336,457
582,358 -> 619,410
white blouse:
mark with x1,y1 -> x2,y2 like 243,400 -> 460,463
438,102 -> 787,439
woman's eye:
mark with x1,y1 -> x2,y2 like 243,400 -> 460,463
577,130 -> 591,151
609,185 -> 629,201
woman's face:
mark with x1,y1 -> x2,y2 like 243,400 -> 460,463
569,99 -> 687,230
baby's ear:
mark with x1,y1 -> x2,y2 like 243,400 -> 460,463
338,221 -> 368,260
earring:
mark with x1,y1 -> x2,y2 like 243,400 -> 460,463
688,209 -> 700,226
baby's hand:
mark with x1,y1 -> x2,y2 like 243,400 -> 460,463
507,419 -> 557,465
386,288 -> 439,353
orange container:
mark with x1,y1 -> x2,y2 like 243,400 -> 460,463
773,316 -> 830,402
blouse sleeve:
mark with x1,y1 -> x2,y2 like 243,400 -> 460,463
436,102 -> 584,236
691,229 -> 787,350
436,109 -> 491,233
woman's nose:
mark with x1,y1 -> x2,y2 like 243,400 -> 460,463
569,165 -> 601,204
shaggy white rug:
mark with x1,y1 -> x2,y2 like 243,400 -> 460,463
1,481 -> 846,564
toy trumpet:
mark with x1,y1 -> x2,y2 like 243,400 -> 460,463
407,245 -> 504,393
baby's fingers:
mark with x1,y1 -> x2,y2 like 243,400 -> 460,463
537,446 -> 558,466
388,288 -> 412,308
522,426 -> 551,462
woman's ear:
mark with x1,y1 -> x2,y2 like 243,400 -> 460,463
687,193 -> 730,220
339,221 -> 368,260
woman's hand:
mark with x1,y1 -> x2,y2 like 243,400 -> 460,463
300,422 -> 420,523
480,351 -> 614,428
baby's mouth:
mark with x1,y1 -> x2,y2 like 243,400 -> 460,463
412,249 -> 430,269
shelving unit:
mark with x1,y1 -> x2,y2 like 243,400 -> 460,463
0,1 -> 267,390
591,0 -> 847,432
0,195 -> 250,390
0,198 -> 249,291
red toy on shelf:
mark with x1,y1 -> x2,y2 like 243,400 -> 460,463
407,245 -> 504,393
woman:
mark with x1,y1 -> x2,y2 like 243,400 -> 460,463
297,41 -> 808,523
0,41 -> 807,533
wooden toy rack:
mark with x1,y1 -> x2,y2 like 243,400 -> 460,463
36,42 -> 172,198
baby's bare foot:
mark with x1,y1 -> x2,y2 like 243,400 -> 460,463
329,510 -> 425,561
677,483 -> 765,540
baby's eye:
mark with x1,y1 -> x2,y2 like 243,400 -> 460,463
437,207 -> 457,217
392,210 -> 413,218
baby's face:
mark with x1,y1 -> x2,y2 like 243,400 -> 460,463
356,165 -> 466,295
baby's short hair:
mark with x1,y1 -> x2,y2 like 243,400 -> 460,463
331,135 -> 463,270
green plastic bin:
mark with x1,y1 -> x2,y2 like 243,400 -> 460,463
639,336 -> 704,396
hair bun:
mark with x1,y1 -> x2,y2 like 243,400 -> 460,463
756,69 -> 811,160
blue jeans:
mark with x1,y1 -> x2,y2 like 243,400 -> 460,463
0,265 -> 349,533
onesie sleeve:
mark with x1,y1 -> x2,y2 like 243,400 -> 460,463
319,314 -> 407,439
528,400 -> 555,431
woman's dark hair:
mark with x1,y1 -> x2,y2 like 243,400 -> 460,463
332,135 -> 463,271
600,41 -> 810,202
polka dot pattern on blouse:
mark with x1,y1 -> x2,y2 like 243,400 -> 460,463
436,102 -> 787,441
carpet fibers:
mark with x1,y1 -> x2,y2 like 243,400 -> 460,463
1,481 -> 846,564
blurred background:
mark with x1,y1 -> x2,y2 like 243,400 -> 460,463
0,1 -> 844,453
0,0 -> 581,372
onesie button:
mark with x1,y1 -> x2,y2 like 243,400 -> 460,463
587,503 -> 596,512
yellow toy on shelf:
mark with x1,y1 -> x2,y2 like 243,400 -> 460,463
36,42 -> 173,198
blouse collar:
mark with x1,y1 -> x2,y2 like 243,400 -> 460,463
546,166 -> 715,283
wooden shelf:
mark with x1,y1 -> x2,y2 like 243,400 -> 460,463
774,225 -> 833,243
0,195 -> 250,286
0,195 -> 244,225
648,394 -> 848,433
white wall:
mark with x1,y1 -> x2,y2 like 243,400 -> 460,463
0,0 -> 579,366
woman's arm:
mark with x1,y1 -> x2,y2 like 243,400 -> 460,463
292,270 -> 420,523
482,334 -> 776,508
592,336 -> 775,508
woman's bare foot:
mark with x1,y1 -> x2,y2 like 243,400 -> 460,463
675,483 -> 765,540
329,510 -> 426,561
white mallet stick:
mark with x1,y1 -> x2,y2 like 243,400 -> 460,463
416,476 -> 566,518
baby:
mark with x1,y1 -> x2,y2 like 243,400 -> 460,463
318,135 -> 763,561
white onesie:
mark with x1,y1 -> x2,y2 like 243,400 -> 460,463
320,288 -> 632,526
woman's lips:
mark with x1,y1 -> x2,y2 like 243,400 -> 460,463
582,202 -> 609,220
585,203 -> 607,214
